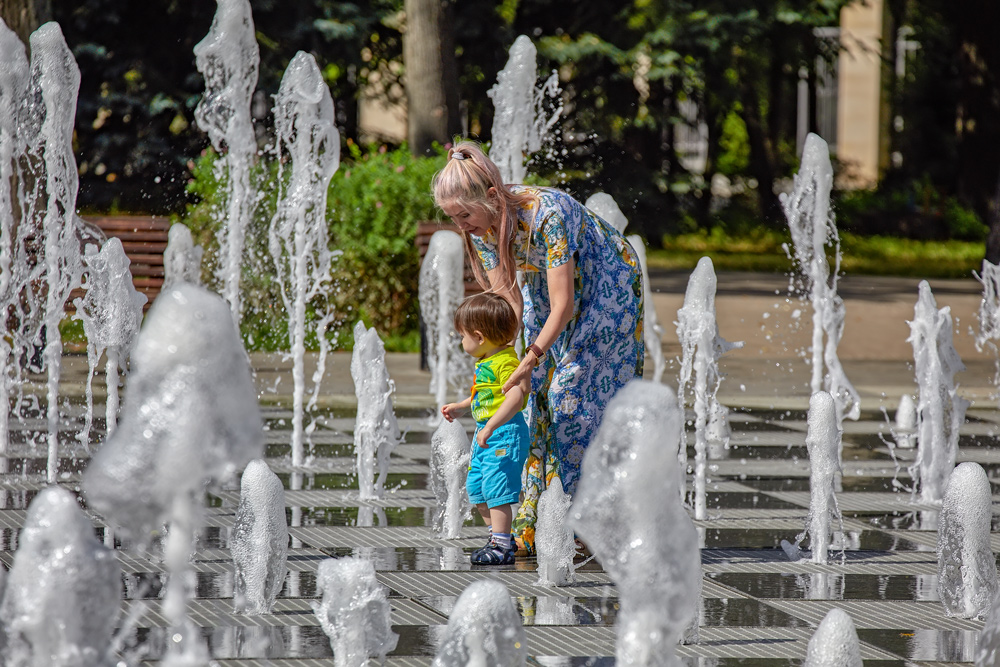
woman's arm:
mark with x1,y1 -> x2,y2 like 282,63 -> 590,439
476,375 -> 531,448
501,256 -> 575,393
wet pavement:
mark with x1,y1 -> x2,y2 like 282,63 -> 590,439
2,270 -> 999,665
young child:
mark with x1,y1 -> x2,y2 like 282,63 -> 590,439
441,292 -> 530,565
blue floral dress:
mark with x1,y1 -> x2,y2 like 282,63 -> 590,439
470,186 -> 644,552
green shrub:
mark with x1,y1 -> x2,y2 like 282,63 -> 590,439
179,142 -> 446,352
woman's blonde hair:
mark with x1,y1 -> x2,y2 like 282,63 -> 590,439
431,140 -> 536,292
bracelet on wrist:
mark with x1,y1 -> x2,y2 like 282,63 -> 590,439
527,343 -> 544,365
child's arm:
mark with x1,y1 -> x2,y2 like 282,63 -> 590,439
441,396 -> 471,422
476,375 -> 530,448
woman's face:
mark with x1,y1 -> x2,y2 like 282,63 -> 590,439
441,192 -> 496,236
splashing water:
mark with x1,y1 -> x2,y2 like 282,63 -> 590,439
975,259 -> 1000,404
676,256 -> 742,518
72,237 -> 147,447
30,23 -> 86,483
535,475 -> 577,586
431,579 -> 527,667
428,418 -> 472,539
789,391 -> 843,565
585,192 -> 667,383
781,133 -> 860,424
487,34 -> 562,184
0,20 -> 32,457
81,283 -> 264,664
894,394 -> 917,449
268,51 -> 340,467
313,557 -> 398,667
570,380 -> 700,665
937,462 -> 998,619
907,280 -> 969,504
0,486 -> 121,666
976,589 -> 1000,666
162,223 -> 204,289
232,459 -> 288,615
194,0 -> 259,321
803,607 -> 863,667
350,321 -> 400,506
418,230 -> 469,416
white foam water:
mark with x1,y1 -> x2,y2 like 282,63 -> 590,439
313,557 -> 398,667
268,51 -> 340,467
162,223 -> 204,289
350,321 -> 400,507
676,256 -> 742,518
418,230 -> 470,416
487,34 -> 561,184
73,237 -> 147,447
803,607 -> 863,667
30,23 -> 86,482
81,283 -> 263,664
781,133 -> 859,424
535,475 -> 577,586
937,462 -> 998,619
908,280 -> 969,503
232,459 -> 288,615
805,391 -> 842,564
428,418 -> 472,539
431,579 -> 527,667
194,0 -> 259,321
570,380 -> 700,664
0,486 -> 121,666
894,394 -> 917,449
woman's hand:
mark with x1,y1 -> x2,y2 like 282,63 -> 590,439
502,355 -> 535,394
476,425 -> 493,448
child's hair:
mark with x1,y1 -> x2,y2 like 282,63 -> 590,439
454,292 -> 519,345
431,140 -> 537,293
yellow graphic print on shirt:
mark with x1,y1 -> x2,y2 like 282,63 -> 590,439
470,348 -> 527,423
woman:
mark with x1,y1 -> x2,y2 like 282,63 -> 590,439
432,141 -> 644,554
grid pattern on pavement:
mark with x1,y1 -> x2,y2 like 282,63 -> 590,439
0,403 -> 996,666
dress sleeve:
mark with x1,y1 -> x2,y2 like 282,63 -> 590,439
538,205 -> 572,269
469,232 -> 499,271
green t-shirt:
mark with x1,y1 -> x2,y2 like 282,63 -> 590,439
471,348 -> 527,423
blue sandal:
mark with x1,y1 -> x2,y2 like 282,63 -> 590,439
471,535 -> 516,565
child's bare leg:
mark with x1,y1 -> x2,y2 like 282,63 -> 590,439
489,504 -> 513,535
476,503 -> 492,531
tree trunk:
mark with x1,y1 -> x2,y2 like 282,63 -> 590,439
0,0 -> 50,46
403,0 -> 461,155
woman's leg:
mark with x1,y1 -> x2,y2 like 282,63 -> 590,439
512,381 -> 557,554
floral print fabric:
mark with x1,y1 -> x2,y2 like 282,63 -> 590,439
469,186 -> 644,553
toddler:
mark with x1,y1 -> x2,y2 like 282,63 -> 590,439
441,292 -> 530,565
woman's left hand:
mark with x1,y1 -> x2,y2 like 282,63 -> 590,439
502,355 -> 534,394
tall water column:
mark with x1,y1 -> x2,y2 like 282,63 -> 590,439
781,133 -> 860,424
268,52 -> 340,467
194,0 -> 259,321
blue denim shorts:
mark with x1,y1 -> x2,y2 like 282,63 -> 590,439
466,412 -> 529,508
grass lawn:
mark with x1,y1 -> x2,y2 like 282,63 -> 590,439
647,229 -> 986,280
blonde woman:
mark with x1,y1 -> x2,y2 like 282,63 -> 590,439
432,140 -> 644,554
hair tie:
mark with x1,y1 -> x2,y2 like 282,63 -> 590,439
451,152 -> 467,160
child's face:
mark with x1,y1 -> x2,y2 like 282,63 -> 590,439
459,329 -> 492,358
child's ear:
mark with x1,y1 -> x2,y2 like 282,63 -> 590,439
473,330 -> 486,344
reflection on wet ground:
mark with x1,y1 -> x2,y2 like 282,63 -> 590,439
0,400 -> 993,665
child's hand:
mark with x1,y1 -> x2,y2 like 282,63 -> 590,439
441,403 -> 459,422
476,426 -> 493,448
